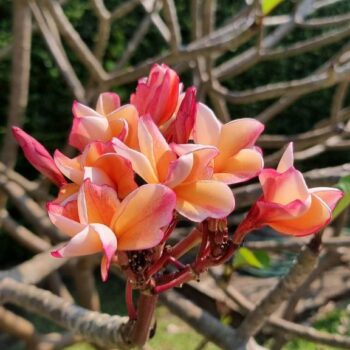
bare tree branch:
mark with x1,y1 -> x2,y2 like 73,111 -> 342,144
140,0 -> 171,43
0,279 -> 129,349
296,13 -> 350,28
90,0 -> 111,61
330,81 -> 349,125
231,236 -> 321,347
73,257 -> 100,311
0,249 -> 67,285
1,210 -> 51,253
0,175 -> 64,241
206,272 -> 350,349
110,0 -> 139,20
213,63 -> 350,104
261,25 -> 350,61
0,0 -> 32,168
30,0 -> 86,101
213,0 -> 316,80
45,0 -> 108,82
0,306 -> 38,347
162,0 -> 182,51
160,290 -> 267,350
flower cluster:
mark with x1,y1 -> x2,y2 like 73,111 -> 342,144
13,64 -> 343,293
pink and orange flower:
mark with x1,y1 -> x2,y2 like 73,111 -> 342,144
194,103 -> 264,184
12,64 -> 343,284
234,143 -> 343,242
69,92 -> 139,151
48,180 -> 176,280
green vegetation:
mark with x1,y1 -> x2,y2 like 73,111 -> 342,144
284,307 -> 350,350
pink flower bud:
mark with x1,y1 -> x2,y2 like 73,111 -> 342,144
12,127 -> 66,186
165,87 -> 197,144
130,64 -> 180,126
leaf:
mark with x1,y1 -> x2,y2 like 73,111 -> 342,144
233,247 -> 270,269
254,250 -> 270,268
261,0 -> 285,15
333,175 -> 350,219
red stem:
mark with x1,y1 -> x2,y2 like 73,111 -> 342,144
171,227 -> 202,259
131,293 -> 158,347
160,216 -> 177,244
153,268 -> 193,294
168,256 -> 186,270
126,280 -> 137,320
196,222 -> 209,261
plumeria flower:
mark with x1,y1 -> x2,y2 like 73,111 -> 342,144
49,180 -> 176,280
12,127 -> 66,186
131,64 -> 180,127
54,141 -> 137,199
234,143 -> 343,241
69,92 -> 139,151
113,115 -> 235,222
194,104 -> 264,184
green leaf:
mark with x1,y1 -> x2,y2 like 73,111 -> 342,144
261,0 -> 284,15
253,250 -> 270,268
233,247 -> 270,269
333,175 -> 350,219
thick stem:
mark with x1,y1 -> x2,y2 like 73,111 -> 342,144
131,293 -> 158,347
126,280 -> 137,320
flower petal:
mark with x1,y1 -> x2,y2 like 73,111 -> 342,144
108,118 -> 128,143
213,148 -> 264,184
131,64 -> 180,125
172,143 -> 218,183
47,200 -> 85,237
112,137 -> 159,184
215,118 -> 264,169
108,104 -> 139,149
53,183 -> 80,205
69,116 -> 111,151
78,179 -> 120,225
164,153 -> 194,188
174,180 -> 235,222
12,127 -> 66,186
72,100 -> 101,118
112,184 -> 176,250
82,141 -> 113,165
268,194 -> 332,236
193,103 -> 221,146
96,92 -> 120,116
165,87 -> 197,144
310,187 -> 343,211
277,142 -> 294,173
51,223 -> 117,281
83,166 -> 114,187
259,168 -> 310,205
54,150 -> 83,184
138,115 -> 176,182
92,153 -> 137,199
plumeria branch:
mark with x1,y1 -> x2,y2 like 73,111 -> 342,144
0,279 -> 129,349
230,235 -> 322,348
160,290 -> 267,350
206,272 -> 350,349
0,0 -> 32,169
